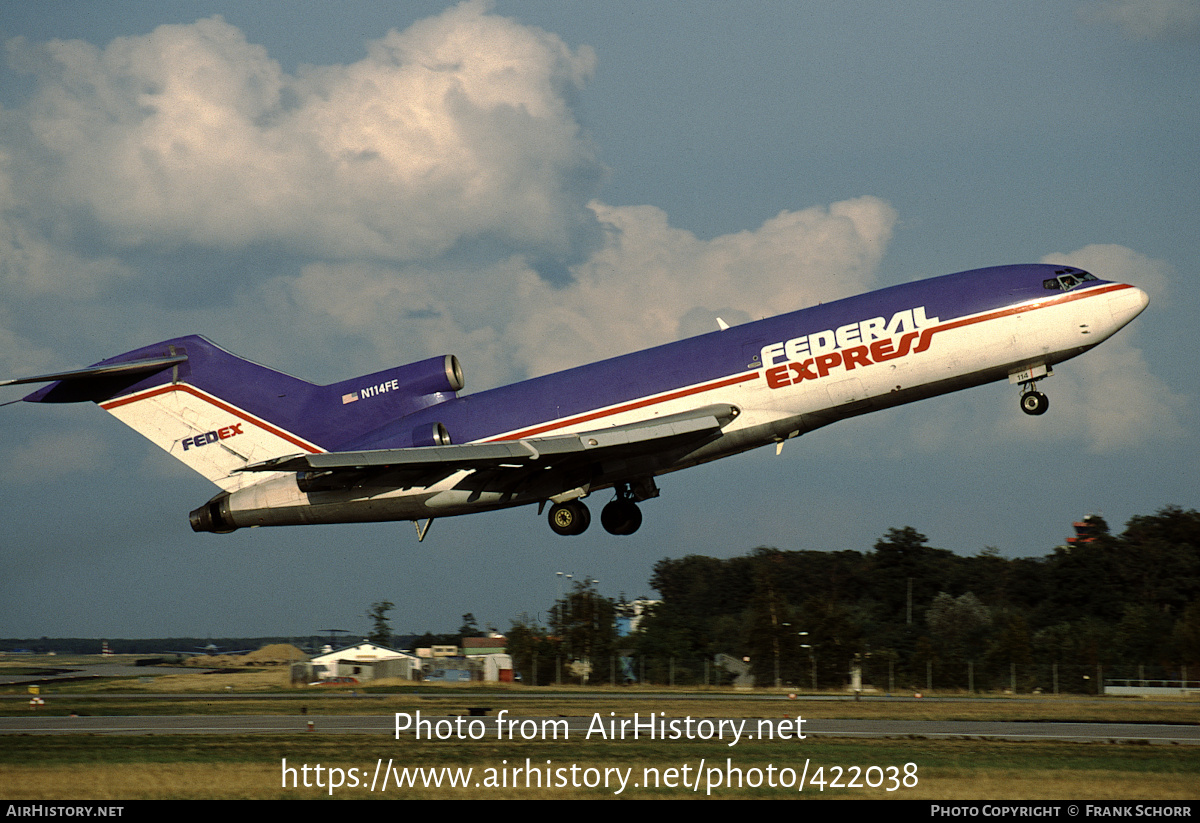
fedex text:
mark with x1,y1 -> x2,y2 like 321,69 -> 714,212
181,423 -> 244,451
759,306 -> 940,390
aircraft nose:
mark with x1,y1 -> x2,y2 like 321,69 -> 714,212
1108,284 -> 1149,327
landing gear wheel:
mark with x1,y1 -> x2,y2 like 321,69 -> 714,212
601,499 -> 643,535
1020,390 -> 1049,416
548,500 -> 590,536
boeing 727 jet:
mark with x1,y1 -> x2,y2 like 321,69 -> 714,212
2,264 -> 1148,539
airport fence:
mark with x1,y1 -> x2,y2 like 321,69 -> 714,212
518,655 -> 1198,694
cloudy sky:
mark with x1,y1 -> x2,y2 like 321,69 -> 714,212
1,1 -> 1196,641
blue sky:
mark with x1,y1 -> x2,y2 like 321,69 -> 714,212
0,1 -> 1196,640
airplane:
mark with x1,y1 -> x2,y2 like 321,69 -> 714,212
167,643 -> 253,657
2,264 -> 1148,540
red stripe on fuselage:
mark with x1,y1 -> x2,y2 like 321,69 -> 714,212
99,383 -> 323,454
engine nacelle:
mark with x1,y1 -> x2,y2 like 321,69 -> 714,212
395,354 -> 464,397
189,492 -> 237,533
412,421 -> 452,447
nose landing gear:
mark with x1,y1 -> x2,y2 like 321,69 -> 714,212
1011,364 -> 1053,416
1020,388 -> 1049,416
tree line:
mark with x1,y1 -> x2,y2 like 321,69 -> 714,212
508,506 -> 1200,692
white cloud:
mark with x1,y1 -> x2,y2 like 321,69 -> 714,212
1047,331 -> 1186,452
286,258 -> 523,388
285,196 -> 897,385
6,2 -> 601,269
1034,245 -> 1185,452
502,197 -> 896,376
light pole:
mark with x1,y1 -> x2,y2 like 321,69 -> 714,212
555,572 -> 573,684
582,576 -> 599,682
555,571 -> 573,633
793,630 -> 808,690
800,639 -> 816,691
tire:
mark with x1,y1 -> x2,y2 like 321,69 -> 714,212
601,499 -> 643,535
1020,391 -> 1049,416
548,500 -> 590,536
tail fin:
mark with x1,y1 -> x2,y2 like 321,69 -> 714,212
14,335 -> 464,491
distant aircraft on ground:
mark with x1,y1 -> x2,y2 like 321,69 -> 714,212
168,644 -> 251,657
3,264 -> 1147,539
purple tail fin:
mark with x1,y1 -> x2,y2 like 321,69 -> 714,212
18,335 -> 464,490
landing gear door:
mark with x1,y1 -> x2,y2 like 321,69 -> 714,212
1009,363 -> 1050,386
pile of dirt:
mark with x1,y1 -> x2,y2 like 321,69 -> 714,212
241,644 -> 308,665
181,644 -> 307,667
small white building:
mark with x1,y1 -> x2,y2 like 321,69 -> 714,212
307,641 -> 421,682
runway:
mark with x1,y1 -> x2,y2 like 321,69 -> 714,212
2,713 -> 1198,744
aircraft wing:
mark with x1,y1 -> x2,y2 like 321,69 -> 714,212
235,404 -> 739,491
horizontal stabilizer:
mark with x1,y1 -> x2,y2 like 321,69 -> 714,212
1,354 -> 187,388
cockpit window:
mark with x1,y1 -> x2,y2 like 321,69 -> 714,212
1042,268 -> 1098,292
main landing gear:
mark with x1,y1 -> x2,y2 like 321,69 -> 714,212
546,482 -> 652,536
